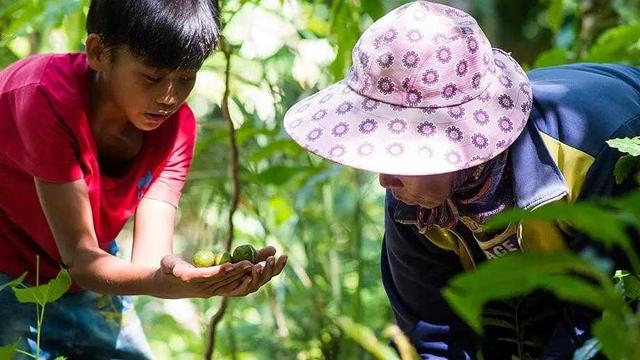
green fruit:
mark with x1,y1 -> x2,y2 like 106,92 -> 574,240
192,249 -> 216,267
232,244 -> 257,264
216,251 -> 232,265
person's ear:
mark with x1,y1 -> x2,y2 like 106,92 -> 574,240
85,34 -> 111,72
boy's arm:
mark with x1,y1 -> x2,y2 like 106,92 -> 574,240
34,178 -> 253,298
132,197 -> 176,267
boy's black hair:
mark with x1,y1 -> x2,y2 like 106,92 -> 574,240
87,0 -> 220,69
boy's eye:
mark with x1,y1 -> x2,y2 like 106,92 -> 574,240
144,75 -> 162,83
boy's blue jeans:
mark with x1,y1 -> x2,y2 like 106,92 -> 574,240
0,272 -> 154,359
0,240 -> 153,359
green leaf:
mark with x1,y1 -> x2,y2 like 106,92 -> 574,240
622,274 -> 640,300
247,139 -> 303,163
532,48 -> 572,68
486,202 -> 631,251
547,0 -> 564,32
443,252 -> 620,334
482,317 -> 517,331
335,317 -> 400,360
0,340 -> 20,360
329,0 -> 360,79
613,155 -> 640,184
610,191 -> 640,229
13,269 -> 71,305
361,0 -> 384,20
585,24 -> 640,64
592,312 -> 629,360
0,272 -> 26,293
607,137 -> 640,157
253,165 -> 312,185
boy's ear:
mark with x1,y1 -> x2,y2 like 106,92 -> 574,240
85,34 -> 111,72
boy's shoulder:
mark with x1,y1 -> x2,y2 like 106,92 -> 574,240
0,52 -> 88,99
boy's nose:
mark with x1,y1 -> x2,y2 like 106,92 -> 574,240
156,84 -> 178,107
379,174 -> 403,189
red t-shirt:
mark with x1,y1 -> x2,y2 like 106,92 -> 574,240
0,53 -> 196,285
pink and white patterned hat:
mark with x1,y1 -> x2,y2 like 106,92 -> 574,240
283,1 -> 532,175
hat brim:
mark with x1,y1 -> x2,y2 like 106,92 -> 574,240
284,49 -> 532,175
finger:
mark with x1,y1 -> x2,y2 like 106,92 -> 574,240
273,255 -> 288,276
181,261 -> 253,283
160,255 -> 184,275
205,271 -> 249,293
257,256 -> 286,288
255,246 -> 276,262
246,263 -> 264,293
213,275 -> 252,297
228,275 -> 254,296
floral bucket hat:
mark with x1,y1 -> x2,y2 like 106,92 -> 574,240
283,1 -> 533,175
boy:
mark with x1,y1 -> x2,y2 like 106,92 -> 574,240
0,0 -> 287,358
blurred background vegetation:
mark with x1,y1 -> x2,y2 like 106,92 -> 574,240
1,0 -> 639,359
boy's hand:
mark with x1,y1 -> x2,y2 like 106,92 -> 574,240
158,255 -> 253,298
217,246 -> 288,297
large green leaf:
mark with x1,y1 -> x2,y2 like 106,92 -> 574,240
592,312 -> 638,360
0,340 -> 19,360
13,269 -> 71,305
486,202 -> 631,251
443,252 -> 621,334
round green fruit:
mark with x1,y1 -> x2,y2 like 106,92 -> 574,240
216,251 -> 233,265
232,244 -> 257,264
192,249 -> 216,267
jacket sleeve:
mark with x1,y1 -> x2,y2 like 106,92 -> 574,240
381,190 -> 477,359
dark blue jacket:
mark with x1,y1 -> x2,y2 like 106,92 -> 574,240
382,63 -> 640,359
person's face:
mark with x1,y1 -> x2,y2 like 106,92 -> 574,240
378,172 -> 454,208
87,35 -> 198,131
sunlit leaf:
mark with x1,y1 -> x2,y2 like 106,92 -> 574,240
336,317 -> 400,360
533,48 -> 572,68
13,269 -> 71,305
607,137 -> 640,157
585,24 -> 640,64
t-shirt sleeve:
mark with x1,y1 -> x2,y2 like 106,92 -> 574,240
8,85 -> 84,182
143,109 -> 197,208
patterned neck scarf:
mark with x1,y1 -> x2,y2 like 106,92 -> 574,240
417,151 -> 513,233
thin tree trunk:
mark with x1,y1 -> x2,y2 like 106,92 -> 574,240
204,35 -> 240,360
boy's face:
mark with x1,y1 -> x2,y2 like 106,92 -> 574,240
87,36 -> 198,131
378,172 -> 454,209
